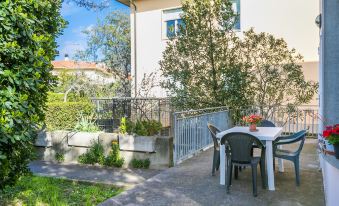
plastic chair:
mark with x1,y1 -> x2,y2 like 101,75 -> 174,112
259,120 -> 276,127
273,130 -> 307,186
207,123 -> 221,176
220,132 -> 266,197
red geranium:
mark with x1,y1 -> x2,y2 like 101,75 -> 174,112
323,124 -> 339,145
242,114 -> 263,125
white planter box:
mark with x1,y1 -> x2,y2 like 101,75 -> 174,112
119,134 -> 157,152
67,132 -> 102,147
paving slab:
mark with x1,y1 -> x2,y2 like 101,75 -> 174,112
29,161 -> 161,189
100,139 -> 325,206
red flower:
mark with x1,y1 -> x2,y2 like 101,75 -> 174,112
323,130 -> 332,138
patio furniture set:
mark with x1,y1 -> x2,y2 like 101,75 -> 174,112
208,120 -> 307,197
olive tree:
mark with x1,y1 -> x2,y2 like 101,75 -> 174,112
160,0 -> 253,110
0,0 -> 65,188
241,29 -> 318,117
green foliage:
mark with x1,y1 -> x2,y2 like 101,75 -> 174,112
241,29 -> 318,116
0,175 -> 122,205
78,141 -> 105,165
53,71 -> 120,101
131,159 -> 151,169
104,142 -> 124,168
160,0 -> 252,110
0,0 -> 66,188
55,152 -> 65,163
74,113 -> 100,132
119,118 -> 162,136
160,0 -> 317,113
47,92 -> 64,102
119,117 -> 128,134
74,11 -> 131,96
45,102 -> 94,131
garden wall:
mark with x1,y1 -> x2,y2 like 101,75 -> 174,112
34,131 -> 173,169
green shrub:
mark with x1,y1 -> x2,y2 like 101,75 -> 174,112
119,119 -> 162,136
104,142 -> 124,168
55,152 -> 65,163
131,159 -> 151,169
45,102 -> 94,131
47,92 -> 64,102
74,113 -> 100,132
78,141 -> 105,165
0,0 -> 66,188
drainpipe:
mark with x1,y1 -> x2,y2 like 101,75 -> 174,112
131,0 -> 137,97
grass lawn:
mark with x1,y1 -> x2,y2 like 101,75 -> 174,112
0,175 -> 122,206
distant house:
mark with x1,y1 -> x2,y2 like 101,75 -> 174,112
51,59 -> 115,84
117,0 -> 319,104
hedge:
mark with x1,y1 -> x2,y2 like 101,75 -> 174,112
0,0 -> 65,188
45,102 -> 94,131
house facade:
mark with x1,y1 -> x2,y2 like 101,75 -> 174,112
118,0 -> 320,103
51,60 -> 116,84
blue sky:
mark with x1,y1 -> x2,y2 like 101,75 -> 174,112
55,1 -> 129,61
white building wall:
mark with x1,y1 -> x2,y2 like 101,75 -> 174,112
132,0 -> 319,97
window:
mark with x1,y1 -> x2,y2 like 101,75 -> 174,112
162,8 -> 185,39
232,0 -> 241,30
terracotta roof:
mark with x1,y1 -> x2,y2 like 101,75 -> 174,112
52,60 -> 97,69
52,60 -> 111,75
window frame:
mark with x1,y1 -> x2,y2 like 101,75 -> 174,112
161,7 -> 183,40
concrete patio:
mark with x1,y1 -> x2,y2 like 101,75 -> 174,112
101,139 -> 324,206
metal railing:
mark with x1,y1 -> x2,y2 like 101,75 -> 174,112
173,105 -> 319,165
91,97 -> 172,132
231,105 -> 319,137
173,107 -> 230,165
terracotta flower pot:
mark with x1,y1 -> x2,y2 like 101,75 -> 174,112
249,124 -> 257,132
334,144 -> 339,159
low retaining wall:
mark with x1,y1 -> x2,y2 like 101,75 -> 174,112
35,131 -> 173,169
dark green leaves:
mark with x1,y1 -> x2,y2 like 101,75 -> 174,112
0,0 -> 65,189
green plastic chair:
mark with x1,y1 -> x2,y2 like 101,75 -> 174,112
273,130 -> 307,186
220,132 -> 266,197
207,123 -> 221,176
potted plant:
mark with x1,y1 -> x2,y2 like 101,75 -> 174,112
242,114 -> 263,132
118,117 -> 162,152
323,124 -> 339,159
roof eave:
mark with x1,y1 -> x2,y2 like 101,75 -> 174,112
116,0 -> 130,7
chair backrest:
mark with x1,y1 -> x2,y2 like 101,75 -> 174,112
220,132 -> 265,163
207,123 -> 221,149
286,130 -> 307,154
259,120 -> 276,127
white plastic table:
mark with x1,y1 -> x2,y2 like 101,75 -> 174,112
216,126 -> 284,191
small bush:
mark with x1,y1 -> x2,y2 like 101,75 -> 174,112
131,159 -> 151,169
119,119 -> 162,136
104,142 -> 124,168
45,102 -> 94,131
78,141 -> 105,165
55,152 -> 65,163
74,113 -> 100,132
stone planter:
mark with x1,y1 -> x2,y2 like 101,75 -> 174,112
67,132 -> 103,147
118,134 -> 157,152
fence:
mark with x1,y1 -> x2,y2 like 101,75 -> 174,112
230,105 -> 319,137
173,107 -> 230,165
173,105 -> 319,165
91,97 -> 172,132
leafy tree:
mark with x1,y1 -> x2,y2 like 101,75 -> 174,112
241,29 -> 318,117
0,0 -> 65,188
75,11 -> 131,97
160,0 -> 253,110
53,71 -> 120,101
